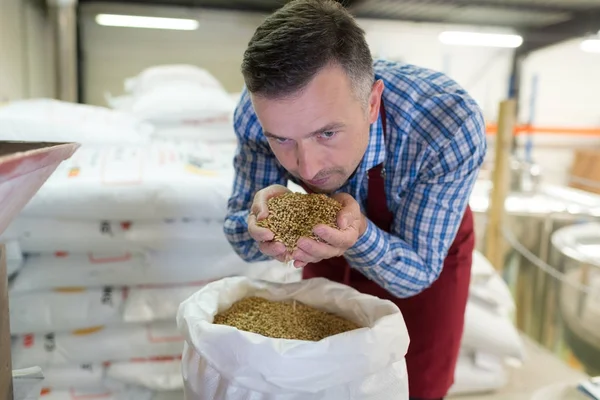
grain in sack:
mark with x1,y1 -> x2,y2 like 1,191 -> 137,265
11,321 -> 183,369
0,99 -> 153,145
177,276 -> 410,400
19,144 -> 234,221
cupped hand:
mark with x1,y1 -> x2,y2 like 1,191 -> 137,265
247,184 -> 292,262
291,192 -> 366,267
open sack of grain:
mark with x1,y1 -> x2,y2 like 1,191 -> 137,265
177,276 -> 410,400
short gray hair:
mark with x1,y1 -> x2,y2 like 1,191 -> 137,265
241,0 -> 374,106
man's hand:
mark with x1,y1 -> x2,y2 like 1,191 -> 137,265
291,193 -> 367,268
247,184 -> 291,263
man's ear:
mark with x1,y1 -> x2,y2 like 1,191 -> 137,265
368,79 -> 385,124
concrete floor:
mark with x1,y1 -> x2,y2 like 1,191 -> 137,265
449,335 -> 589,400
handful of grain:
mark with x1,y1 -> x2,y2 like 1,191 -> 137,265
213,296 -> 361,341
256,192 -> 342,249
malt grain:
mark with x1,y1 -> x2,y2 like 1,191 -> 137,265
256,192 -> 342,249
213,296 -> 361,341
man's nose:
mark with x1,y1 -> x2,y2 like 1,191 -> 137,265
296,143 -> 320,181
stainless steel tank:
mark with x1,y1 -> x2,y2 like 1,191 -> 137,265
469,179 -> 600,353
551,222 -> 600,376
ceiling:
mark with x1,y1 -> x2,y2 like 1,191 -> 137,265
79,0 -> 600,52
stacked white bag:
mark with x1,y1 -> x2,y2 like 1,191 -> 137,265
0,98 -> 154,146
108,65 -> 238,143
448,250 -> 525,396
2,99 -> 299,398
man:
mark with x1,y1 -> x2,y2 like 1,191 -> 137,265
223,0 -> 487,398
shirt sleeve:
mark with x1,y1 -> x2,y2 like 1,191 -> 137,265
223,89 -> 288,262
344,110 -> 487,298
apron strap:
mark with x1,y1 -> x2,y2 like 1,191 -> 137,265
343,97 -> 390,284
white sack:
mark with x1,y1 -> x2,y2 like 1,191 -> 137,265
41,364 -> 108,391
5,239 -> 24,276
177,276 -> 410,400
470,250 -> 515,315
13,367 -> 45,400
124,65 -> 234,129
130,83 -> 234,126
123,262 -> 300,324
10,261 -> 296,333
41,358 -> 183,392
3,219 -> 131,254
151,122 -> 237,143
123,283 -> 209,324
3,218 -> 230,254
125,65 -> 225,96
471,250 -> 495,279
20,144 -> 234,221
107,357 -> 183,391
39,386 -> 153,400
12,322 -> 183,369
153,391 -> 184,400
10,252 -> 283,293
0,99 -> 153,145
10,288 -> 125,335
448,352 -> 508,395
462,300 -> 524,360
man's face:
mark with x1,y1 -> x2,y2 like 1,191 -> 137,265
251,64 -> 384,193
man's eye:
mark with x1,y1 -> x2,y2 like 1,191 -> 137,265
275,137 -> 290,144
319,131 -> 336,139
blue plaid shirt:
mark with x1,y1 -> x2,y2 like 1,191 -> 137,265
224,59 -> 487,298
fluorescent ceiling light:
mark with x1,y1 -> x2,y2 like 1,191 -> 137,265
95,14 -> 199,30
439,31 -> 523,48
580,39 -> 600,53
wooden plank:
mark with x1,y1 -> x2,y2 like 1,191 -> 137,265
569,149 -> 600,195
0,245 -> 13,400
485,99 -> 516,271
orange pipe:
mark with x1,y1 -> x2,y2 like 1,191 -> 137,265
486,123 -> 600,136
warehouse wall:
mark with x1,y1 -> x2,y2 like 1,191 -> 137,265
518,39 -> 600,184
79,2 -> 264,106
79,2 -> 600,186
79,2 -> 513,122
0,0 -> 56,101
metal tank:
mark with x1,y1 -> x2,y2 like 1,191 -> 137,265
469,161 -> 600,352
551,222 -> 600,376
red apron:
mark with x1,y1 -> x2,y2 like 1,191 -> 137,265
299,104 -> 474,399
